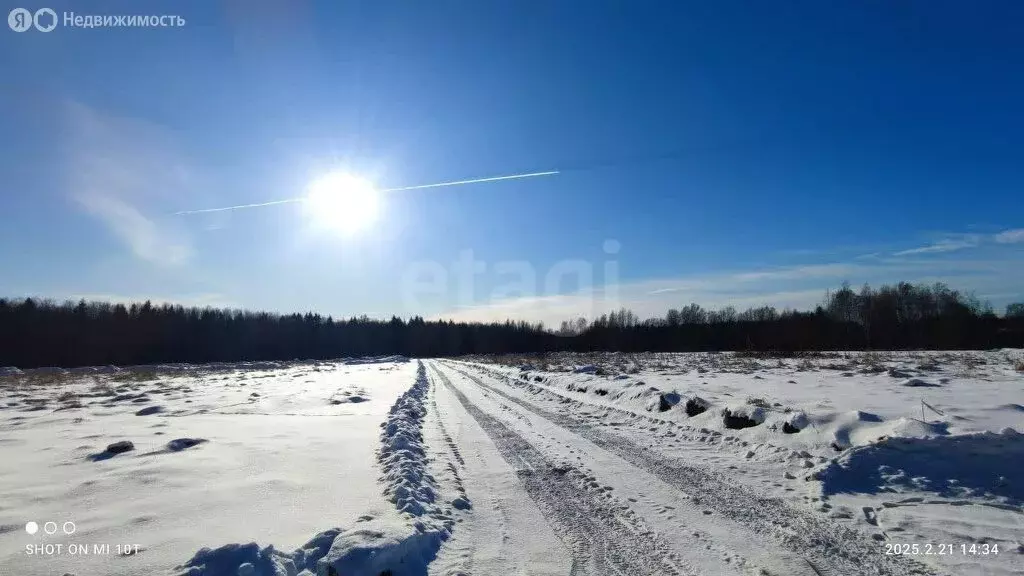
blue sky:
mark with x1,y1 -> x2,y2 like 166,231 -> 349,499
3,0 -> 1023,325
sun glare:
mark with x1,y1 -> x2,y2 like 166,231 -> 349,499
303,172 -> 380,234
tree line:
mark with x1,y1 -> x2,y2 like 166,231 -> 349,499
1,281 -> 1022,368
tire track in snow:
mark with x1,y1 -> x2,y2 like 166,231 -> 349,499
427,378 -> 475,576
442,361 -> 943,576
429,362 -> 695,576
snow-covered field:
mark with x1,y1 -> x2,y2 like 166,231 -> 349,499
1,351 -> 1021,575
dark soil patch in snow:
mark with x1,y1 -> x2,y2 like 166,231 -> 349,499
331,395 -> 367,404
135,405 -> 164,416
107,440 -> 134,453
110,393 -> 142,402
167,437 -> 207,452
90,440 -> 134,461
782,422 -> 802,434
901,378 -> 941,388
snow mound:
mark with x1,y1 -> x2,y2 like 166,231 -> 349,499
317,518 -> 445,576
782,411 -> 809,434
178,519 -> 445,576
900,378 -> 941,388
177,542 -> 297,576
345,355 -> 410,365
722,405 -> 766,429
379,362 -> 440,517
573,364 -> 598,374
23,366 -> 68,375
818,432 -> 1024,504
828,411 -> 948,450
69,365 -> 123,374
646,391 -> 681,412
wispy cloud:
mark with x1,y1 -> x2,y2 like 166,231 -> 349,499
994,228 -> 1024,244
429,250 -> 1024,326
65,101 -> 192,266
893,235 -> 981,256
892,228 -> 1024,255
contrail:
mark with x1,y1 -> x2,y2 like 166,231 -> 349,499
173,170 -> 559,216
174,198 -> 303,216
380,170 -> 559,192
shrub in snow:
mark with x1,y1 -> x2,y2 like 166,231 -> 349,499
722,406 -> 766,430
745,397 -> 772,409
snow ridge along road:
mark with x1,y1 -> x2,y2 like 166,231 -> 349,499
175,360 -> 460,576
431,360 -> 941,576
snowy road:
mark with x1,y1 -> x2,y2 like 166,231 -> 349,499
2,352 -> 1019,575
425,360 -> 942,576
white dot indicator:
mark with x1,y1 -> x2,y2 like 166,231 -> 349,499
43,522 -> 57,535
25,522 -> 38,535
63,521 -> 76,535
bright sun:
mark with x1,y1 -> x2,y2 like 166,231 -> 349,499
303,171 -> 380,234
